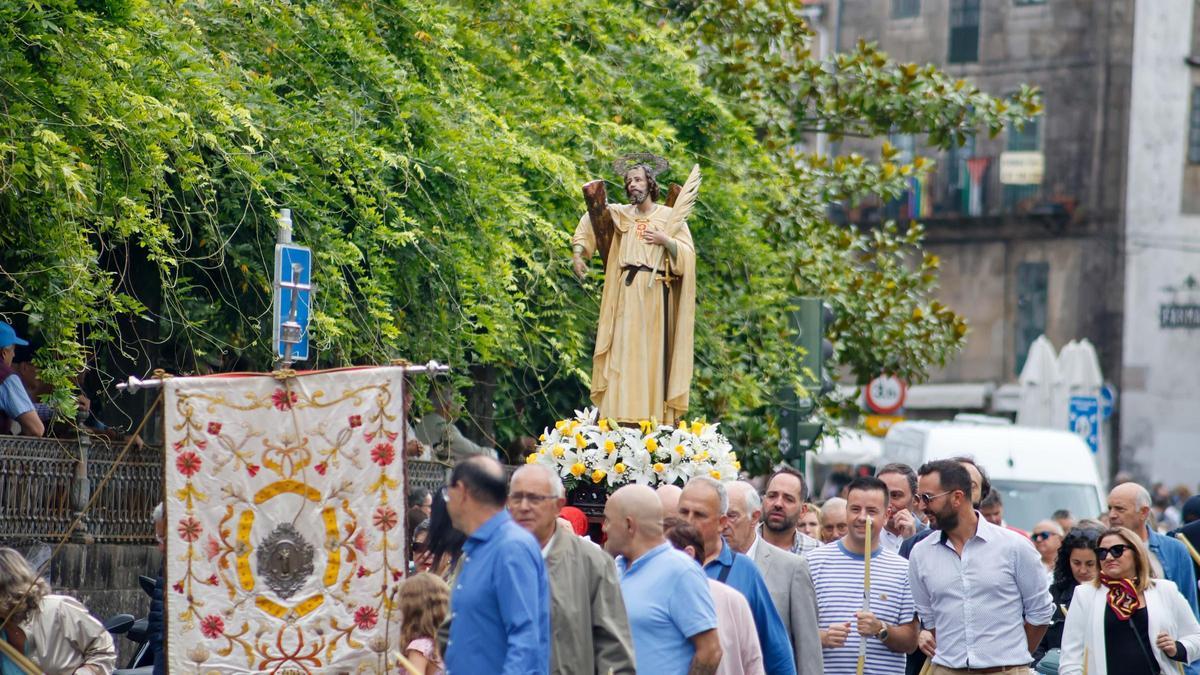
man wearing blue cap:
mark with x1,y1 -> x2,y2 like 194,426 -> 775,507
0,322 -> 43,436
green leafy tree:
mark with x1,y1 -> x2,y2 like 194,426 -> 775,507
0,0 -> 1037,472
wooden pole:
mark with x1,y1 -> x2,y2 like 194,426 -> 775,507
582,181 -> 615,267
856,515 -> 872,675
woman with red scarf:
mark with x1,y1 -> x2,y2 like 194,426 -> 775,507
1060,526 -> 1200,674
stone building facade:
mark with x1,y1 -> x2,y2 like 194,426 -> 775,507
817,0 -> 1139,478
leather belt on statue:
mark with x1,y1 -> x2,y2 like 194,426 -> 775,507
621,265 -> 655,286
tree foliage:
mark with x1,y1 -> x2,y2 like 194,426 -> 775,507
0,0 -> 1038,471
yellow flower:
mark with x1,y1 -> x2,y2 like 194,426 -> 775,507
538,433 -> 546,442
733,460 -> 741,471
710,470 -> 722,480
674,444 -> 685,455
653,463 -> 665,473
525,453 -> 538,464
591,469 -> 606,484
614,463 -> 626,474
691,421 -> 705,436
604,439 -> 616,454
638,419 -> 650,433
555,420 -> 567,432
645,437 -> 658,453
552,445 -> 565,459
599,419 -> 609,432
570,462 -> 586,477
679,420 -> 688,430
696,450 -> 709,462
575,433 -> 586,449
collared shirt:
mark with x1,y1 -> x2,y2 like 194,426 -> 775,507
756,523 -> 821,557
618,542 -> 718,674
880,515 -> 929,553
745,533 -> 760,561
807,541 -> 913,675
446,510 -> 550,675
1148,528 -> 1200,618
705,539 -> 797,675
908,514 -> 1054,669
708,579 -> 765,675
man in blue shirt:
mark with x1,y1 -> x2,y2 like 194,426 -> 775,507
0,322 -> 42,437
1109,479 -> 1200,675
604,483 -> 722,674
679,476 -> 797,675
444,456 -> 550,675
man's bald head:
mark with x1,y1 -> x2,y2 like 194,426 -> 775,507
1108,481 -> 1152,533
656,484 -> 682,515
604,484 -> 664,558
611,484 -> 664,533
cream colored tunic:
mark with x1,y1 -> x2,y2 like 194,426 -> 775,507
572,203 -> 696,424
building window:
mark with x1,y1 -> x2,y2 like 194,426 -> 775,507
1003,117 -> 1041,210
892,0 -> 920,18
1189,86 -> 1200,164
949,0 -> 981,63
1014,262 -> 1049,376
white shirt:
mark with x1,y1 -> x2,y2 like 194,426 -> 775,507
745,534 -> 761,561
908,514 -> 1054,669
879,528 -> 905,553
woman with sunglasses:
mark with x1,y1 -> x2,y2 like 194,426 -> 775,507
1033,527 -> 1101,662
1060,526 -> 1200,674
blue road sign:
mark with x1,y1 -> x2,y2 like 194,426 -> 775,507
273,243 -> 312,362
1068,395 -> 1100,454
1100,384 -> 1116,420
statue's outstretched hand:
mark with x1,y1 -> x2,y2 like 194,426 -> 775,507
573,254 -> 588,279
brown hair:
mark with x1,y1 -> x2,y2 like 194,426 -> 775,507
663,517 -> 706,565
399,572 -> 450,650
1091,526 -> 1154,592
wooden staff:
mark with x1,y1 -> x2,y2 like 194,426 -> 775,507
857,515 -> 873,675
1176,532 -> 1200,568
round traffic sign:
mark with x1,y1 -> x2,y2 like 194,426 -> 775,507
865,375 -> 907,415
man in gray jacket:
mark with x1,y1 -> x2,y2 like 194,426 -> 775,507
509,464 -> 636,674
726,480 -> 824,675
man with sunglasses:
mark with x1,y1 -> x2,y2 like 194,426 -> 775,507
1030,521 -> 1064,578
508,464 -> 636,675
908,459 -> 1053,675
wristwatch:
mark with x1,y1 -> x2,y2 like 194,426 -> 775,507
876,625 -> 890,642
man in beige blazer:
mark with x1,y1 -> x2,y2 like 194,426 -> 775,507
510,464 -> 636,674
727,480 -> 824,675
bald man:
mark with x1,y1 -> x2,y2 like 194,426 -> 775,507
604,485 -> 722,674
657,483 -> 683,515
1108,481 -> 1198,619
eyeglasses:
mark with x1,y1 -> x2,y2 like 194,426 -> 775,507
1095,544 -> 1131,561
508,492 -> 557,506
916,490 -> 954,505
1031,532 -> 1058,542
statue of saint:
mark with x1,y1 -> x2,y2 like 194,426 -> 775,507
571,154 -> 699,425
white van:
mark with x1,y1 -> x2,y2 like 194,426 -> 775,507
881,420 -> 1106,531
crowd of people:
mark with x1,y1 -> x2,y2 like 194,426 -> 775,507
399,454 -> 1200,675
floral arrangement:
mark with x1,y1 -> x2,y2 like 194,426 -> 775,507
526,408 -> 740,491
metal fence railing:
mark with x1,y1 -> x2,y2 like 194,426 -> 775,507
0,436 -> 504,544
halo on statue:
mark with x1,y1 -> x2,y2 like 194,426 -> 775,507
612,152 -> 670,178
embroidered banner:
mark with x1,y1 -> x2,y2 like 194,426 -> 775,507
164,367 -> 408,673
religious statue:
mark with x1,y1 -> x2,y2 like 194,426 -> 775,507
571,153 -> 699,425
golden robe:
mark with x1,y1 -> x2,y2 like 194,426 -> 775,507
573,203 -> 696,425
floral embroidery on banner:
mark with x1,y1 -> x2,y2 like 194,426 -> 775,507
164,368 -> 408,673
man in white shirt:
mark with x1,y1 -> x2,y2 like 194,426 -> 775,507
909,459 -> 1053,674
875,463 -> 924,553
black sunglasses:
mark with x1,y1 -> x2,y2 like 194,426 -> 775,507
1031,532 -> 1058,542
1095,544 -> 1131,561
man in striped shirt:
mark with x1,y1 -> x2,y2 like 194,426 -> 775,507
808,476 -> 919,674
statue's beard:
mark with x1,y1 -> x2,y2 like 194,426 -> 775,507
627,188 -> 647,205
